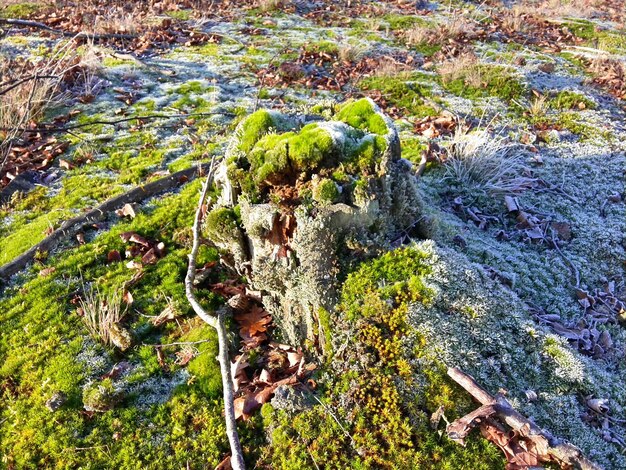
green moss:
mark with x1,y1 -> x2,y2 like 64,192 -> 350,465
340,246 -> 433,321
336,98 -> 388,135
597,31 -> 626,54
263,245 -> 505,468
441,64 -> 526,103
0,179 -> 241,468
0,2 -> 42,19
558,52 -> 589,72
204,207 -> 241,243
343,135 -> 387,174
411,41 -> 442,57
193,42 -> 219,57
556,112 -> 611,141
82,378 -> 122,412
401,137 -> 428,165
102,56 -> 135,67
170,80 -> 206,95
165,9 -> 192,20
358,76 -> 438,118
563,19 -> 597,40
312,178 -> 339,205
0,210 -> 71,264
305,40 -> 339,55
550,90 -> 595,110
180,323 -> 221,397
244,123 -> 336,186
238,110 -> 278,153
384,13 -> 430,31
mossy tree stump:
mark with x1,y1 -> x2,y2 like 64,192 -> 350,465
208,98 -> 422,352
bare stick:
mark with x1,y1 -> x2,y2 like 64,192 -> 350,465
447,367 -> 601,470
184,157 -> 246,470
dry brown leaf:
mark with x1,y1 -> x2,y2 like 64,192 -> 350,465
115,203 -> 136,219
39,267 -> 56,277
231,355 -> 249,393
215,455 -> 232,470
234,305 -> 272,337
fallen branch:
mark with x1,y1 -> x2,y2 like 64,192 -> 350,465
447,367 -> 601,470
184,156 -> 246,470
0,111 -> 236,134
0,163 -> 212,283
0,18 -> 137,40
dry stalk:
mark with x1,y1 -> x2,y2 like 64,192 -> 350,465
184,156 -> 245,470
80,286 -> 127,346
443,126 -> 534,194
0,36 -> 100,179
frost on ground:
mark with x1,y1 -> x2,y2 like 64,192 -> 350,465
0,0 -> 624,468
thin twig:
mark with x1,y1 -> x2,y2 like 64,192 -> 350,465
0,74 -> 59,96
184,156 -> 246,470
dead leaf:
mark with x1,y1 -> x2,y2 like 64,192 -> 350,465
115,203 -> 136,219
39,267 -> 56,277
122,290 -> 133,305
231,354 -> 249,392
234,305 -> 272,338
215,455 -> 232,470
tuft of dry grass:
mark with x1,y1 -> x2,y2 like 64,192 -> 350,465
527,94 -> 549,118
337,44 -> 368,63
500,6 -> 527,33
443,126 -> 533,194
438,53 -> 483,87
0,40 -> 103,179
511,0 -> 614,20
404,24 -> 433,46
257,0 -> 287,13
79,286 -> 128,347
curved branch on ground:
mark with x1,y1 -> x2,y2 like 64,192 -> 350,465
184,155 -> 246,470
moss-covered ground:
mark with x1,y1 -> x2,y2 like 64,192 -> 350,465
1,0 -> 625,468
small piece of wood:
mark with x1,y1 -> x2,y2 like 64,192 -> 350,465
446,367 -> 601,470
184,156 -> 246,470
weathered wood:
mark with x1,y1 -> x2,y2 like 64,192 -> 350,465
0,163 -> 211,283
447,367 -> 602,470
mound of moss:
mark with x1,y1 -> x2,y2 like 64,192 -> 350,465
261,241 -> 624,468
223,98 -> 396,204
